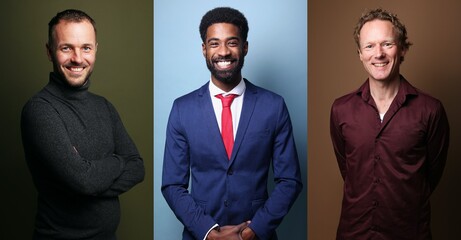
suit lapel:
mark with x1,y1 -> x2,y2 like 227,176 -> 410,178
230,79 -> 258,163
197,83 -> 229,161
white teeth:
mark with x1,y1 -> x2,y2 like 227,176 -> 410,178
374,63 -> 387,67
70,67 -> 83,72
217,61 -> 231,67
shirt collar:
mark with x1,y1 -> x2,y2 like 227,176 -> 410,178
209,78 -> 246,97
356,75 -> 418,104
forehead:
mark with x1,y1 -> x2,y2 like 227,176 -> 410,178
359,19 -> 396,42
53,20 -> 96,43
206,23 -> 240,40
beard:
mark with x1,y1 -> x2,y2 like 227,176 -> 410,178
206,56 -> 245,84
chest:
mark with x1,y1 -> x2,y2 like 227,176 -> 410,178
53,99 -> 115,156
340,103 -> 428,154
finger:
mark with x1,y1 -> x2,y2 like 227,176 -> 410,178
236,221 -> 249,230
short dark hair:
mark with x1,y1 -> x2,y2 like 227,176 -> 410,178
48,9 -> 96,46
199,7 -> 249,43
354,8 -> 412,52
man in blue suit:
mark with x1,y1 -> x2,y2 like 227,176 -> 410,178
161,7 -> 303,240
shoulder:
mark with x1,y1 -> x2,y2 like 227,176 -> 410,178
331,90 -> 361,111
172,82 -> 209,105
244,79 -> 285,103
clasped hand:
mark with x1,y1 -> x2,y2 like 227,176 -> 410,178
206,221 -> 256,240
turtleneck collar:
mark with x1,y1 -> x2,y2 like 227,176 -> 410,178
47,72 -> 91,100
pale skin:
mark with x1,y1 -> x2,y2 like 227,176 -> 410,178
358,19 -> 406,114
46,20 -> 98,88
202,23 -> 256,240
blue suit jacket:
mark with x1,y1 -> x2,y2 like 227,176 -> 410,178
161,79 -> 303,240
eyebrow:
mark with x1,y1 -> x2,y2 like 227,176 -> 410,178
58,43 -> 95,47
207,36 -> 240,43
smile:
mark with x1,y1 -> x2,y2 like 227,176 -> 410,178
217,61 -> 231,67
68,67 -> 84,72
214,60 -> 235,70
373,62 -> 388,67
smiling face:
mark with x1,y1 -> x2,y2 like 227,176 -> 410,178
358,19 -> 406,83
202,23 -> 248,89
47,20 -> 97,87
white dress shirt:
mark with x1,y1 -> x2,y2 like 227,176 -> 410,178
209,78 -> 246,139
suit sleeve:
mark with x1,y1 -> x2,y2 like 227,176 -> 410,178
161,100 -> 216,239
98,101 -> 145,197
426,101 -> 449,192
249,99 -> 303,240
21,100 -> 126,196
330,102 -> 347,180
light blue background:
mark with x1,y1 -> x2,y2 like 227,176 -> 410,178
154,1 -> 307,239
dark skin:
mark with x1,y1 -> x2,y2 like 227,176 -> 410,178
202,23 -> 248,92
202,23 -> 256,240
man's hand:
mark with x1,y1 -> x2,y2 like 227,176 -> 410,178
240,227 -> 257,240
206,221 -> 250,240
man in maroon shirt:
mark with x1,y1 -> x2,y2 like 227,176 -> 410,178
330,8 -> 449,240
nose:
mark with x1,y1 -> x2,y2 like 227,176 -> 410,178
217,45 -> 231,57
375,46 -> 385,58
71,49 -> 83,64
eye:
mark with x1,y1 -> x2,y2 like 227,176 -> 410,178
209,41 -> 219,48
82,46 -> 92,52
61,46 -> 71,52
363,44 -> 373,51
228,41 -> 238,47
382,42 -> 394,48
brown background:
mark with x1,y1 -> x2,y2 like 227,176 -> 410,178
308,0 -> 461,239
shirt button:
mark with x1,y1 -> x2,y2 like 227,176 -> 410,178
372,201 -> 379,207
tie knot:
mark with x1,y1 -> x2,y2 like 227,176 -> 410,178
216,94 -> 237,108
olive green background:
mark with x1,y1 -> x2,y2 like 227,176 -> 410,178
309,0 -> 461,239
0,0 -> 153,239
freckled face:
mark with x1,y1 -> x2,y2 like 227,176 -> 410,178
202,23 -> 248,84
47,20 -> 97,87
358,20 -> 406,83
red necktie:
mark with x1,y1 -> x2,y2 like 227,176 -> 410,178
215,94 -> 237,159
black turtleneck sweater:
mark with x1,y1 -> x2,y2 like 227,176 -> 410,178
21,73 -> 145,240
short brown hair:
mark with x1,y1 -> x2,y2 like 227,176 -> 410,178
48,9 -> 96,47
353,8 -> 412,52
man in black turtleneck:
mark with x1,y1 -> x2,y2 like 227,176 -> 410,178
20,9 -> 145,240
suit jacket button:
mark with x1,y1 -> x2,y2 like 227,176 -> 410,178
224,200 -> 229,207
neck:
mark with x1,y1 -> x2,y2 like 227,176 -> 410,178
369,75 -> 400,101
369,75 -> 400,114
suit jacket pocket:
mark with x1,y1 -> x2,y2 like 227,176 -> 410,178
245,129 -> 271,140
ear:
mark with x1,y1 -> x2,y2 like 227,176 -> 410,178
46,43 -> 53,61
400,47 -> 407,58
358,49 -> 363,61
202,42 -> 206,57
243,41 -> 248,56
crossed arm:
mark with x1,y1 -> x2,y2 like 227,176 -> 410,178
21,100 -> 144,197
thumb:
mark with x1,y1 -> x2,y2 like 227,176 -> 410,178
236,221 -> 250,231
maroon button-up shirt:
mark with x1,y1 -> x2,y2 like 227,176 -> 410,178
330,76 -> 449,240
